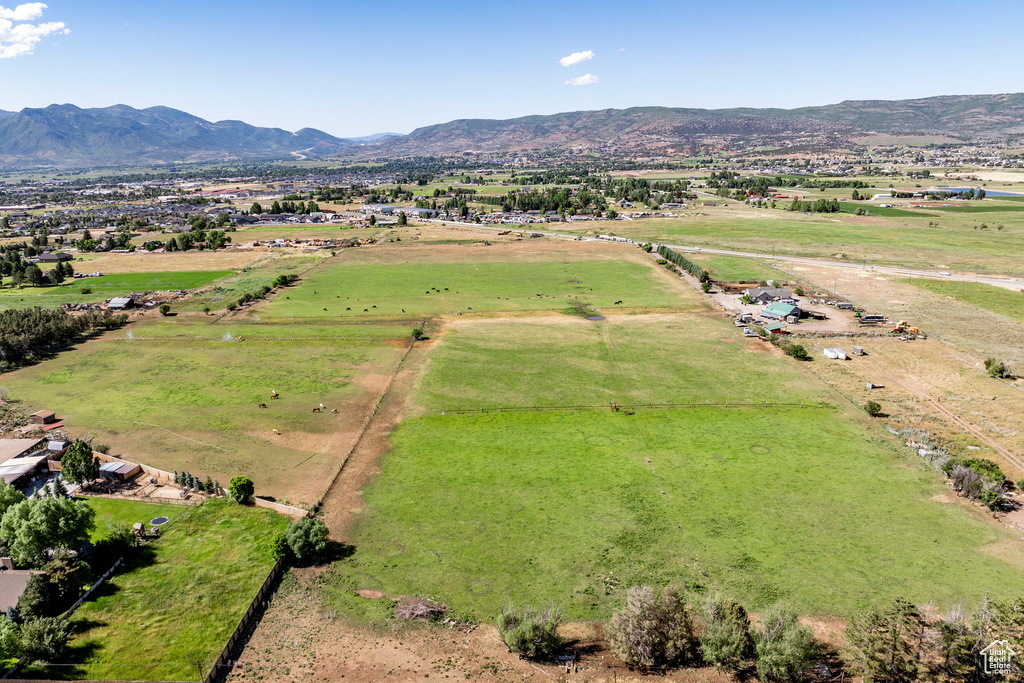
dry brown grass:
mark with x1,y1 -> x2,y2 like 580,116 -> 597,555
71,249 -> 269,273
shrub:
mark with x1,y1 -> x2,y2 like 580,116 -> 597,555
607,585 -> 698,669
20,616 -> 71,662
412,327 -> 424,340
284,516 -> 328,561
496,602 -> 563,659
79,287 -> 92,294
787,344 -> 809,361
700,595 -> 754,670
270,532 -> 288,561
701,281 -> 712,293
984,358 -> 1012,378
158,304 -> 170,316
228,476 -> 254,504
864,401 -> 882,417
755,603 -> 817,682
226,302 -> 237,311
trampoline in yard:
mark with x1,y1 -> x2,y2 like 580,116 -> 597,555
149,516 -> 170,526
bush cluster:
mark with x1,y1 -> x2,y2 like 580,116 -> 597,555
174,470 -> 218,495
767,333 -> 809,361
496,603 -> 563,659
606,587 -> 816,680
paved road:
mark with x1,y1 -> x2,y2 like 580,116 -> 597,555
423,219 -> 1024,291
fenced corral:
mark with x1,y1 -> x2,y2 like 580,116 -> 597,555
437,400 -> 827,415
203,557 -> 286,683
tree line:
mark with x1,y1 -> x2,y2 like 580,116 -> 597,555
657,245 -> 710,282
0,308 -> 128,372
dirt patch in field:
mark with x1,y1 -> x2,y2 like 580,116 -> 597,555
774,260 -> 1024,366
233,578 -> 738,683
801,336 -> 1024,479
72,250 -> 268,273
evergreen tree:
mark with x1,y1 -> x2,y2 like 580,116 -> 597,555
250,202 -> 263,215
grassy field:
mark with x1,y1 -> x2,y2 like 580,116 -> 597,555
329,408 -> 1024,621
416,315 -> 820,410
26,500 -> 287,681
0,316 -> 407,505
560,208 -> 1024,276
83,497 -> 187,543
174,255 -> 320,312
257,259 -> 690,320
0,271 -> 234,311
686,254 -> 786,283
319,306 -> 1024,622
901,278 -> 1024,322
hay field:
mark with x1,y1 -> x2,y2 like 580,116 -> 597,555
0,317 -> 409,506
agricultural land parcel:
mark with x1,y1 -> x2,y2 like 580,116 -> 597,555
22,500 -> 286,682
562,200 -> 1024,276
317,306 -> 1024,623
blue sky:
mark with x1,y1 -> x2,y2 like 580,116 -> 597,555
2,0 -> 1024,137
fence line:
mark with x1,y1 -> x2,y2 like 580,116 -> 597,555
77,491 -> 202,507
203,557 -> 286,683
436,400 -> 825,415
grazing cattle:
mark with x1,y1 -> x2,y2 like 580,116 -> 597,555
331,408 -> 338,413
272,429 -> 280,435
320,403 -> 326,410
615,300 -> 623,305
258,403 -> 267,409
313,407 -> 321,413
271,390 -> 279,399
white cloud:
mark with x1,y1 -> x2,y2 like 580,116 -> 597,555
0,4 -> 67,59
559,50 -> 593,67
565,73 -> 598,86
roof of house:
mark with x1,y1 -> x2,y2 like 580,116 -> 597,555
746,287 -> 792,299
764,322 -> 787,332
30,411 -> 54,419
0,439 -> 44,465
108,297 -> 133,307
0,571 -> 43,612
763,302 -> 800,317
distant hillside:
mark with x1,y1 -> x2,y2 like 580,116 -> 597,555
343,132 -> 402,144
0,104 -> 349,168
2,93 -> 1024,168
376,93 -> 1024,155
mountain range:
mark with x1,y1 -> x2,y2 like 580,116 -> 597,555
1,94 -> 1024,169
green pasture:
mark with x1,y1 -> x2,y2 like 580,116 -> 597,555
687,254 -> 786,283
901,278 -> 1024,322
329,408 -> 1024,621
0,271 -> 234,311
257,259 -> 691,320
0,318 -> 405,504
83,497 -> 186,543
417,315 -> 820,410
175,255 -> 319,312
571,211 -> 1024,276
28,500 -> 286,681
836,204 -> 932,218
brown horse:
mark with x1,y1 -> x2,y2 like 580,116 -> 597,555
258,403 -> 267,409
312,407 -> 321,413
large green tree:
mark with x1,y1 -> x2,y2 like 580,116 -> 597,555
0,481 -> 26,519
228,476 -> 254,504
0,497 -> 95,566
60,440 -> 99,486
